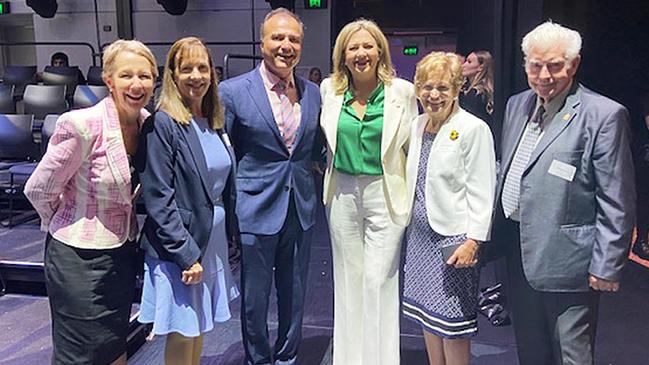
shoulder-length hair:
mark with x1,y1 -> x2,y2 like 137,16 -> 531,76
330,19 -> 395,95
157,37 -> 224,130
464,50 -> 494,115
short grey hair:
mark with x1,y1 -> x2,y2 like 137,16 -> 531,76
259,7 -> 304,40
521,21 -> 582,61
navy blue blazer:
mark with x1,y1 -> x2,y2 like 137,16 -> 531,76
135,111 -> 238,270
218,66 -> 323,235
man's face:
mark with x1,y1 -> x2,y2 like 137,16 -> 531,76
260,14 -> 302,79
525,44 -> 580,102
52,58 -> 66,67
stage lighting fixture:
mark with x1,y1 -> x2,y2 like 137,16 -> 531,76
157,0 -> 188,15
26,0 -> 58,18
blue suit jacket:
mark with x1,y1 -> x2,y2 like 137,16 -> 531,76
219,66 -> 323,235
491,83 -> 636,292
136,111 -> 238,270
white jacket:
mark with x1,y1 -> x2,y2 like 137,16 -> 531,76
405,105 -> 496,240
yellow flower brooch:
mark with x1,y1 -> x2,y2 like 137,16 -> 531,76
450,130 -> 459,141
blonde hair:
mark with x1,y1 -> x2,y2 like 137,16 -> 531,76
102,39 -> 158,80
414,51 -> 463,98
330,19 -> 395,95
464,50 -> 494,115
157,37 -> 224,130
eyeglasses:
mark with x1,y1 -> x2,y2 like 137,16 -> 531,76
525,59 -> 567,75
419,83 -> 452,96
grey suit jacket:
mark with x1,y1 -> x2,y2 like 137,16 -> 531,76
494,83 -> 636,292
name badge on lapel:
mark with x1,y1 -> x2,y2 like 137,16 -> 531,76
548,159 -> 576,182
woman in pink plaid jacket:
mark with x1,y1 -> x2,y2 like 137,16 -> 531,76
24,40 -> 157,365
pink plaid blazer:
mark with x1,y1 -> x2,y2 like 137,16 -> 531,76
24,97 -> 149,249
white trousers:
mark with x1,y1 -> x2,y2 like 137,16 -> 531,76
327,171 -> 405,365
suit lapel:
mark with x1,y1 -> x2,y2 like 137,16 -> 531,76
181,120 -> 214,200
322,89 -> 344,156
381,83 -> 403,158
246,68 -> 287,152
102,96 -> 134,203
525,86 -> 581,172
292,76 -> 308,151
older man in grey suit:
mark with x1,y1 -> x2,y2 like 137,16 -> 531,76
491,21 -> 636,364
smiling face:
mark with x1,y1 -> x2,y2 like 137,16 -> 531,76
525,44 -> 580,102
418,72 -> 459,121
260,13 -> 303,79
461,52 -> 482,78
174,47 -> 211,113
104,51 -> 155,121
344,28 -> 380,83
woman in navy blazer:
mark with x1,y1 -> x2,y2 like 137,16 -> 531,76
135,37 -> 238,365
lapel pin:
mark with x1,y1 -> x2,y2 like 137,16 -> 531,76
450,130 -> 459,141
562,113 -> 571,121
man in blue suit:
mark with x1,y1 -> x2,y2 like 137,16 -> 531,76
218,8 -> 323,365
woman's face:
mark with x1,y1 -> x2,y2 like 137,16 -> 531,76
174,48 -> 211,109
344,29 -> 380,82
104,51 -> 155,120
461,52 -> 482,78
418,73 -> 458,120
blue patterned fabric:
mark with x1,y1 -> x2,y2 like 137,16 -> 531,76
139,117 -> 239,337
402,131 -> 479,339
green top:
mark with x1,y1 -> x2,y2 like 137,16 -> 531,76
333,83 -> 385,175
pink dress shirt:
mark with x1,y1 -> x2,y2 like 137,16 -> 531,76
24,96 -> 149,249
259,62 -> 302,135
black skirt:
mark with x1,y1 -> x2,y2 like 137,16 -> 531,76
44,234 -> 137,365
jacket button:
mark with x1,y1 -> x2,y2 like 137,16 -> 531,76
284,186 -> 290,191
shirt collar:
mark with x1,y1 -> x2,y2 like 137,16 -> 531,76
535,80 -> 573,122
344,82 -> 384,105
260,61 -> 295,92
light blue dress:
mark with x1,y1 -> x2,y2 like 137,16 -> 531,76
139,117 -> 239,337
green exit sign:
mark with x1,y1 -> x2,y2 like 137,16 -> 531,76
0,2 -> 10,14
403,46 -> 418,56
304,0 -> 327,9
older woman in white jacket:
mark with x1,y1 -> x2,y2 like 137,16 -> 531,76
402,51 -> 496,365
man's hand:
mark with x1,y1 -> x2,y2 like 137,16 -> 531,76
447,239 -> 480,268
588,275 -> 619,292
181,262 -> 203,285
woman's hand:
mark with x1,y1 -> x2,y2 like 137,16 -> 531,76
446,239 -> 480,268
181,262 -> 203,285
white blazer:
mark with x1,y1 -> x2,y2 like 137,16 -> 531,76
320,77 -> 418,226
405,105 -> 496,241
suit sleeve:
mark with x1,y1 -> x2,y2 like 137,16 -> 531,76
136,113 -> 201,270
462,121 -> 497,241
24,115 -> 87,231
589,107 -> 636,281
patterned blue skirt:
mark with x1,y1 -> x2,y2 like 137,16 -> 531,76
402,222 -> 479,339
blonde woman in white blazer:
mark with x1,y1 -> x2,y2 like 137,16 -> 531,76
401,52 -> 496,365
320,19 -> 418,365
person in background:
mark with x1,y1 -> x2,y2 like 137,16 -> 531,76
491,21 -> 635,364
218,8 -> 324,365
308,66 -> 322,85
136,37 -> 239,365
24,40 -> 157,365
50,51 -> 87,84
320,18 -> 418,365
632,93 -> 649,260
402,51 -> 496,365
460,50 -> 494,135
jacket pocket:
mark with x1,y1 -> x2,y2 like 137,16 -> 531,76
559,223 -> 596,248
